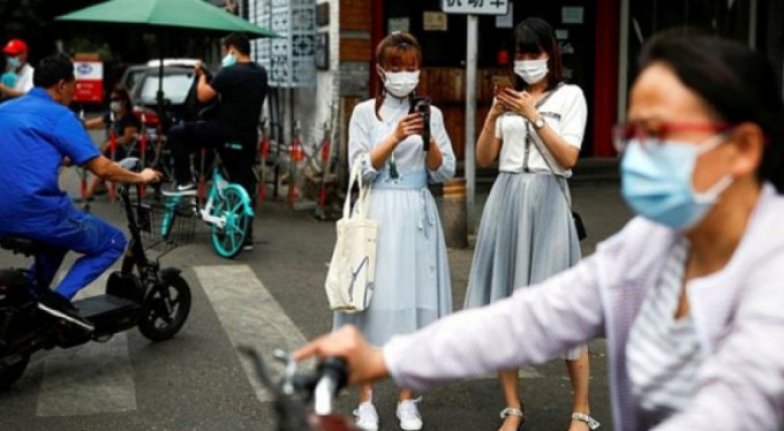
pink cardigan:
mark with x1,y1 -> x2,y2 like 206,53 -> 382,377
384,184 -> 784,430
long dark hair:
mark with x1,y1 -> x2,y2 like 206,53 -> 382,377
640,29 -> 784,191
373,32 -> 423,120
511,17 -> 563,91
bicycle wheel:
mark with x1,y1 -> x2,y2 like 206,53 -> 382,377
138,274 -> 191,342
210,184 -> 251,258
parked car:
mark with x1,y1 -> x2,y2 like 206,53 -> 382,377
130,66 -> 196,125
145,58 -> 200,69
118,64 -> 149,93
118,58 -> 199,95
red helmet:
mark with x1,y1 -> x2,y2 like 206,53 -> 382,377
3,39 -> 28,56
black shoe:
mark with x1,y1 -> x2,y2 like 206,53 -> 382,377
162,183 -> 197,197
36,291 -> 94,333
243,236 -> 254,251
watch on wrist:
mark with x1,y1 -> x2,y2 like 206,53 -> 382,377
533,117 -> 546,130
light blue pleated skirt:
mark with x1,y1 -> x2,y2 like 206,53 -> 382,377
333,187 -> 453,347
464,172 -> 583,359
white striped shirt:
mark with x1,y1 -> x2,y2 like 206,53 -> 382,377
626,240 -> 703,427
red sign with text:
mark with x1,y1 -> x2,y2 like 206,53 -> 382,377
73,61 -> 104,103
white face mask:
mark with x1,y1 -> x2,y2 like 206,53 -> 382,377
382,69 -> 420,98
514,59 -> 549,84
110,101 -> 122,112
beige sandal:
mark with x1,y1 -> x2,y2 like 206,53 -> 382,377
571,412 -> 601,430
499,407 -> 526,431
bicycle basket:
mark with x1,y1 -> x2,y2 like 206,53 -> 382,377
136,200 -> 197,251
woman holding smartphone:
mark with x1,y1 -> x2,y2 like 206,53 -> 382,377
464,18 -> 596,431
333,32 -> 456,431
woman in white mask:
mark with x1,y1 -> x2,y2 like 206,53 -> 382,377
296,31 -> 784,431
465,17 -> 594,431
332,32 -> 455,431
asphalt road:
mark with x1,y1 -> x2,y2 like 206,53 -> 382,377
0,144 -> 634,430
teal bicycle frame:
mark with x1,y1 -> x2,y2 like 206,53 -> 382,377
161,165 -> 254,258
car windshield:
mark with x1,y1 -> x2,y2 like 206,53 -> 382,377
125,70 -> 147,93
138,74 -> 193,104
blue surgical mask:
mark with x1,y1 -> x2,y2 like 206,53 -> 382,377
221,52 -> 237,68
620,136 -> 733,231
7,57 -> 21,69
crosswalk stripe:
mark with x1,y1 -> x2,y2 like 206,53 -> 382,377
37,272 -> 137,417
194,265 -> 309,403
36,333 -> 136,417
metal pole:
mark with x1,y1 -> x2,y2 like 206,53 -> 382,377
617,0 -> 630,124
465,15 -> 478,233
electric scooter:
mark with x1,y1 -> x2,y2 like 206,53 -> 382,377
0,159 -> 192,389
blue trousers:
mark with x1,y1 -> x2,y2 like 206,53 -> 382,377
20,209 -> 126,299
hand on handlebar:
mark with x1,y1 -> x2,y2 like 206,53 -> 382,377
293,325 -> 388,386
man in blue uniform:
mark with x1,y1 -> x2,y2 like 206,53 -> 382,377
0,54 -> 161,331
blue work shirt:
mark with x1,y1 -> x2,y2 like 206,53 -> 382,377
0,88 -> 99,230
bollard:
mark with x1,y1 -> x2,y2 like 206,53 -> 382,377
288,133 -> 305,208
441,178 -> 468,248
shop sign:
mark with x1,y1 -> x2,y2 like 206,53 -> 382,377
73,60 -> 103,104
441,0 -> 509,15
423,11 -> 448,31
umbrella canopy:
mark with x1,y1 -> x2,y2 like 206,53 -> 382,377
57,0 -> 280,126
56,0 -> 280,38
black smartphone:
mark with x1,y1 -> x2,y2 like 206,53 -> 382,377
408,96 -> 431,151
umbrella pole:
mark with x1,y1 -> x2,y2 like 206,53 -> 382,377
157,30 -> 165,126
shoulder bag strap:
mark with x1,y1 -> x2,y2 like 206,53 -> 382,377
523,83 -> 573,207
343,157 -> 373,220
523,83 -> 564,173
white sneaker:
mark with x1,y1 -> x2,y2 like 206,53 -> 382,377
397,397 -> 424,431
353,401 -> 379,431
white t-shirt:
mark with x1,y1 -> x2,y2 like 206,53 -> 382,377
495,83 -> 587,178
14,63 -> 34,93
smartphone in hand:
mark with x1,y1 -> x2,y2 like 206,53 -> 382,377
492,75 -> 515,94
408,96 -> 431,151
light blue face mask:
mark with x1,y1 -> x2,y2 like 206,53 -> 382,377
7,57 -> 21,69
620,136 -> 733,231
221,52 -> 237,68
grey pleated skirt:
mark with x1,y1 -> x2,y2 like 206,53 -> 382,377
463,171 -> 584,360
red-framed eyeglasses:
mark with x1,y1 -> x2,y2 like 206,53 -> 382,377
612,121 -> 734,152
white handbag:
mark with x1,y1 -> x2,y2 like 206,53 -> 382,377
324,159 -> 378,313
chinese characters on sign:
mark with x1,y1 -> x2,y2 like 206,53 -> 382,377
441,0 -> 509,15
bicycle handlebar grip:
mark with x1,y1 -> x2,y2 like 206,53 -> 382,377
318,357 -> 349,395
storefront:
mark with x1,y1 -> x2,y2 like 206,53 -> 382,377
242,0 -> 784,172
368,0 -> 619,159
334,0 -> 783,162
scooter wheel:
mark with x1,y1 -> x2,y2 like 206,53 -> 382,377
138,275 -> 191,342
0,353 -> 30,391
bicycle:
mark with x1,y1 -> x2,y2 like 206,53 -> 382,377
240,347 -> 356,431
160,148 -> 254,259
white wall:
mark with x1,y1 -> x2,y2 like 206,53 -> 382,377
306,0 -> 340,149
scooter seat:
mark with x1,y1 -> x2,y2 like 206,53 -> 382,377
0,236 -> 58,256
